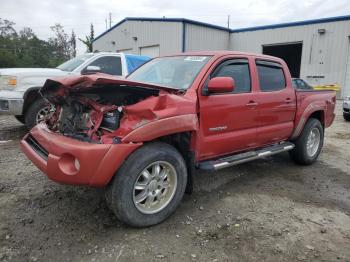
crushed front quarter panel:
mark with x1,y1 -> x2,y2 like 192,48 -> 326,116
40,74 -> 198,144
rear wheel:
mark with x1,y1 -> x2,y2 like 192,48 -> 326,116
344,113 -> 350,121
24,98 -> 55,129
289,118 -> 324,165
106,142 -> 187,227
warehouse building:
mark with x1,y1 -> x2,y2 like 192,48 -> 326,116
92,15 -> 350,98
92,18 -> 231,56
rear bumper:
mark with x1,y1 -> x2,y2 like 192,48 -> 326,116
20,124 -> 142,187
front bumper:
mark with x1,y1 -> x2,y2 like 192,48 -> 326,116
0,90 -> 24,115
0,98 -> 23,115
20,123 -> 142,187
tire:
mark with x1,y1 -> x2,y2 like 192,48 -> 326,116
344,113 -> 350,121
24,98 -> 53,129
14,115 -> 25,124
289,118 -> 324,165
106,142 -> 187,227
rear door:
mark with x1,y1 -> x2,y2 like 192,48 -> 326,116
197,56 -> 259,160
254,60 -> 296,145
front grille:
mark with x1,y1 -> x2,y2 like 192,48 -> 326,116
26,135 -> 49,160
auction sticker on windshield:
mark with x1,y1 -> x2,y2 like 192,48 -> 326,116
184,56 -> 207,62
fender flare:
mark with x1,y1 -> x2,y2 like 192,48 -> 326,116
122,114 -> 199,143
290,103 -> 325,140
22,86 -> 43,113
23,86 -> 42,100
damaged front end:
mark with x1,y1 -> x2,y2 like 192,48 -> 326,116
40,75 -> 197,144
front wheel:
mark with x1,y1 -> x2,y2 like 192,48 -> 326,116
106,142 -> 187,227
24,98 -> 55,129
289,118 -> 324,165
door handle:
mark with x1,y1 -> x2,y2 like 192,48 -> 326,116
246,101 -> 258,107
285,98 -> 292,103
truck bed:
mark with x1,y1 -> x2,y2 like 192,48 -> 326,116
291,89 -> 336,139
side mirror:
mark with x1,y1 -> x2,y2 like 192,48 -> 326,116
82,65 -> 101,75
207,77 -> 235,94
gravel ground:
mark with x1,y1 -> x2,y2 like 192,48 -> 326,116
0,103 -> 350,262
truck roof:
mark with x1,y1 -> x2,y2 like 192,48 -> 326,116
170,50 -> 283,62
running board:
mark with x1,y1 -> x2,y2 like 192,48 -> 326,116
199,142 -> 295,171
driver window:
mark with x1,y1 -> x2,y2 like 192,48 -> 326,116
87,56 -> 122,75
211,59 -> 251,93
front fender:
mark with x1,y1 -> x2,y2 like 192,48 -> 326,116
122,114 -> 199,142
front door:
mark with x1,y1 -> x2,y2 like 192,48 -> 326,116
197,57 -> 259,160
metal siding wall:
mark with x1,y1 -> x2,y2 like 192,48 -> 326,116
344,39 -> 350,98
93,21 -> 182,56
230,20 -> 350,98
185,24 -> 230,51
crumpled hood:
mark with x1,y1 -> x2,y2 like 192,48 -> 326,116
41,73 -> 177,92
41,73 -> 198,144
41,73 -> 180,103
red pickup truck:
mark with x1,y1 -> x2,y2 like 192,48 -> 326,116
21,51 -> 336,227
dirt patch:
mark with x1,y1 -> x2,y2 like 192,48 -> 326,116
0,117 -> 27,141
330,132 -> 350,140
1,104 -> 350,261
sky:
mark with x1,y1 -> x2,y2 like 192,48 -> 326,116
1,0 -> 350,54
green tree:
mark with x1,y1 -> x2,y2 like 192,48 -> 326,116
0,19 -> 16,37
0,18 -> 76,68
79,23 -> 94,52
0,18 -> 18,67
0,50 -> 17,67
70,30 -> 76,58
49,23 -> 70,63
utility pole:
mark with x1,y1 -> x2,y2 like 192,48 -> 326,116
227,15 -> 230,29
109,13 -> 111,29
105,19 -> 108,30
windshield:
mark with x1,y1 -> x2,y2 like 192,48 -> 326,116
127,56 -> 211,89
57,54 -> 95,72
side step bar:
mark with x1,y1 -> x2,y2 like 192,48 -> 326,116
199,142 -> 295,171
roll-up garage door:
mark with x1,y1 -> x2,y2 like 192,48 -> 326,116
140,45 -> 160,58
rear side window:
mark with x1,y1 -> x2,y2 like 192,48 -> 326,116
211,59 -> 251,93
256,60 -> 286,92
88,56 -> 122,75
297,79 -> 313,90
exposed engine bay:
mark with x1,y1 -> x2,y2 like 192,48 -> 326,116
40,75 -> 196,144
44,84 -> 160,143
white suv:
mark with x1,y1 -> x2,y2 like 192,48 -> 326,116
0,53 -> 150,128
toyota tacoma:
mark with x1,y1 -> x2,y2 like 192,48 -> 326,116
21,51 -> 336,227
